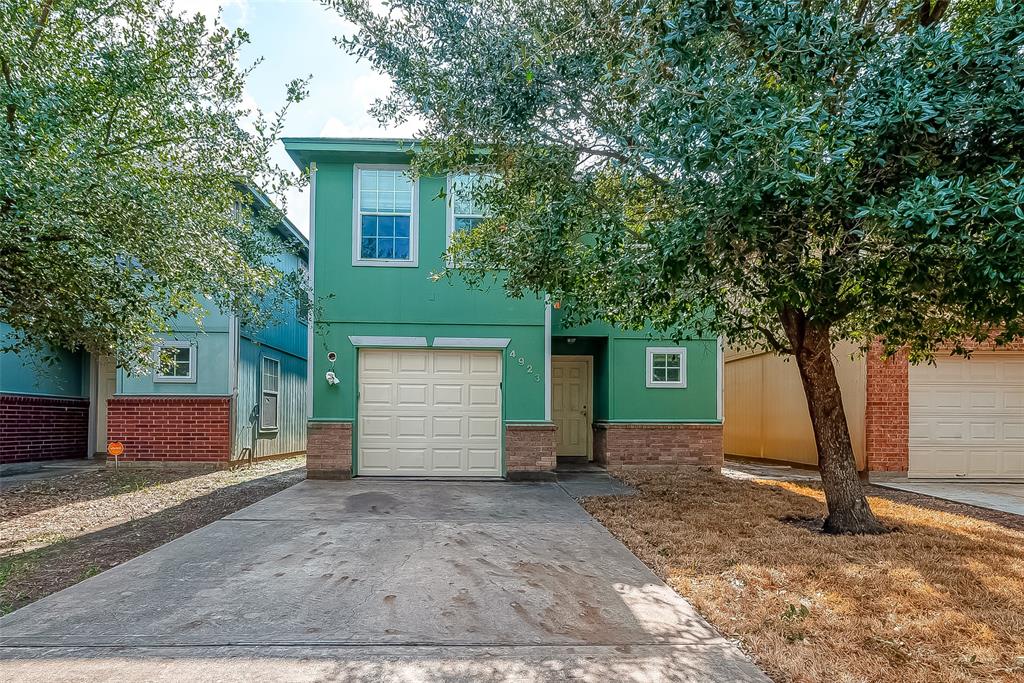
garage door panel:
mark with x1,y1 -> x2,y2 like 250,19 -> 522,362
467,449 -> 500,471
360,448 -> 393,472
431,449 -> 464,471
909,354 -> 1024,479
395,449 -> 429,470
432,384 -> 464,406
396,384 -> 428,406
396,416 -> 428,438
362,352 -> 394,374
469,353 -> 501,375
398,351 -> 429,374
468,417 -> 500,438
360,415 -> 392,438
432,353 -> 465,374
358,350 -> 503,477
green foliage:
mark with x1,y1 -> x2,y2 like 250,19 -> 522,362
330,0 -> 1023,361
1,0 -> 308,372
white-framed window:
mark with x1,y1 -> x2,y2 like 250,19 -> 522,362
353,165 -> 418,266
646,347 -> 686,388
153,342 -> 196,383
446,173 -> 490,246
260,356 -> 280,431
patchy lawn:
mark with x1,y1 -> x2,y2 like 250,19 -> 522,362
582,470 -> 1024,683
0,457 -> 305,614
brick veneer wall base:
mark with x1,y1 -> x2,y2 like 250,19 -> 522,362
594,423 -> 723,470
307,421 -> 352,479
864,344 -> 910,472
505,423 -> 557,480
0,394 -> 89,464
107,397 -> 231,463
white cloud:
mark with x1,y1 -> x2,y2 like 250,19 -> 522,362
316,72 -> 424,139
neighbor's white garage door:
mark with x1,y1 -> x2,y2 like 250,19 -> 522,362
909,354 -> 1024,479
357,349 -> 502,476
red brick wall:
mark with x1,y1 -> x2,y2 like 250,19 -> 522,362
505,423 -> 557,476
306,421 -> 352,479
106,397 -> 231,462
594,423 -> 723,469
864,344 -> 910,472
0,394 -> 89,464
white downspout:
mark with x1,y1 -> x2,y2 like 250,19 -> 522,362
306,162 -> 317,419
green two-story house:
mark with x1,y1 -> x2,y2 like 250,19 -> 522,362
285,138 -> 723,480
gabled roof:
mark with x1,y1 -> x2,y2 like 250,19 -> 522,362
282,137 -> 420,170
243,183 -> 308,260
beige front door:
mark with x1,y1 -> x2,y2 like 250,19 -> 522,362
94,356 -> 117,454
552,356 -> 593,458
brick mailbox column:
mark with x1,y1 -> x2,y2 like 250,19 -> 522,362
306,421 -> 353,480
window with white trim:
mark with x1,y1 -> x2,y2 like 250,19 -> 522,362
355,167 -> 416,264
260,357 -> 280,430
447,174 -> 489,245
646,347 -> 686,388
154,342 -> 196,383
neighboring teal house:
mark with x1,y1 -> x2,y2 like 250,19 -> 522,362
0,190 -> 309,466
285,138 -> 723,480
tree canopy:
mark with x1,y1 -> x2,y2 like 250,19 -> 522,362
333,0 -> 1024,532
1,0 -> 308,372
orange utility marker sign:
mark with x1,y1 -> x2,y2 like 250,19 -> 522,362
107,441 -> 124,468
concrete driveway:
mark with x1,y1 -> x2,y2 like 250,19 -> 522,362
0,480 -> 766,682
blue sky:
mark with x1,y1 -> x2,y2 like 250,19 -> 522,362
176,0 -> 419,234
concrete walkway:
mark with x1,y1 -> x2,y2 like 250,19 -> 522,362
0,458 -> 102,490
874,480 -> 1024,517
0,479 -> 766,682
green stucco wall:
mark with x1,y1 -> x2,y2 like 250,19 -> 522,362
310,160 -> 547,423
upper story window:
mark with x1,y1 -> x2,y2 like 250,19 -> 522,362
354,165 -> 418,266
446,173 -> 490,246
154,341 -> 196,383
646,346 -> 687,388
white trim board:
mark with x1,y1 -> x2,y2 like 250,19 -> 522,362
348,336 -> 428,347
432,337 -> 510,349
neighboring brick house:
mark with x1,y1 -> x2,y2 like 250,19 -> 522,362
725,340 -> 1023,480
284,137 -> 724,480
0,190 -> 309,466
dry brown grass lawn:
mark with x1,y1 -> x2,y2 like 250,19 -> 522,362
582,469 -> 1024,683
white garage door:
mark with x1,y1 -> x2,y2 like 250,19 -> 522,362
909,354 -> 1024,479
357,349 -> 502,477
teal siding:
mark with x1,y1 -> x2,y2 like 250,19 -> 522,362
0,323 -> 90,398
234,336 -> 307,459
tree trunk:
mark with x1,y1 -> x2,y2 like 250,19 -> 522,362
780,308 -> 888,534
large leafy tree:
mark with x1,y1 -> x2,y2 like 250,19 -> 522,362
332,0 -> 1024,533
1,0 -> 307,372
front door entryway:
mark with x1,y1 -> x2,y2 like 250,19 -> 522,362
92,356 -> 117,455
552,356 -> 593,459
